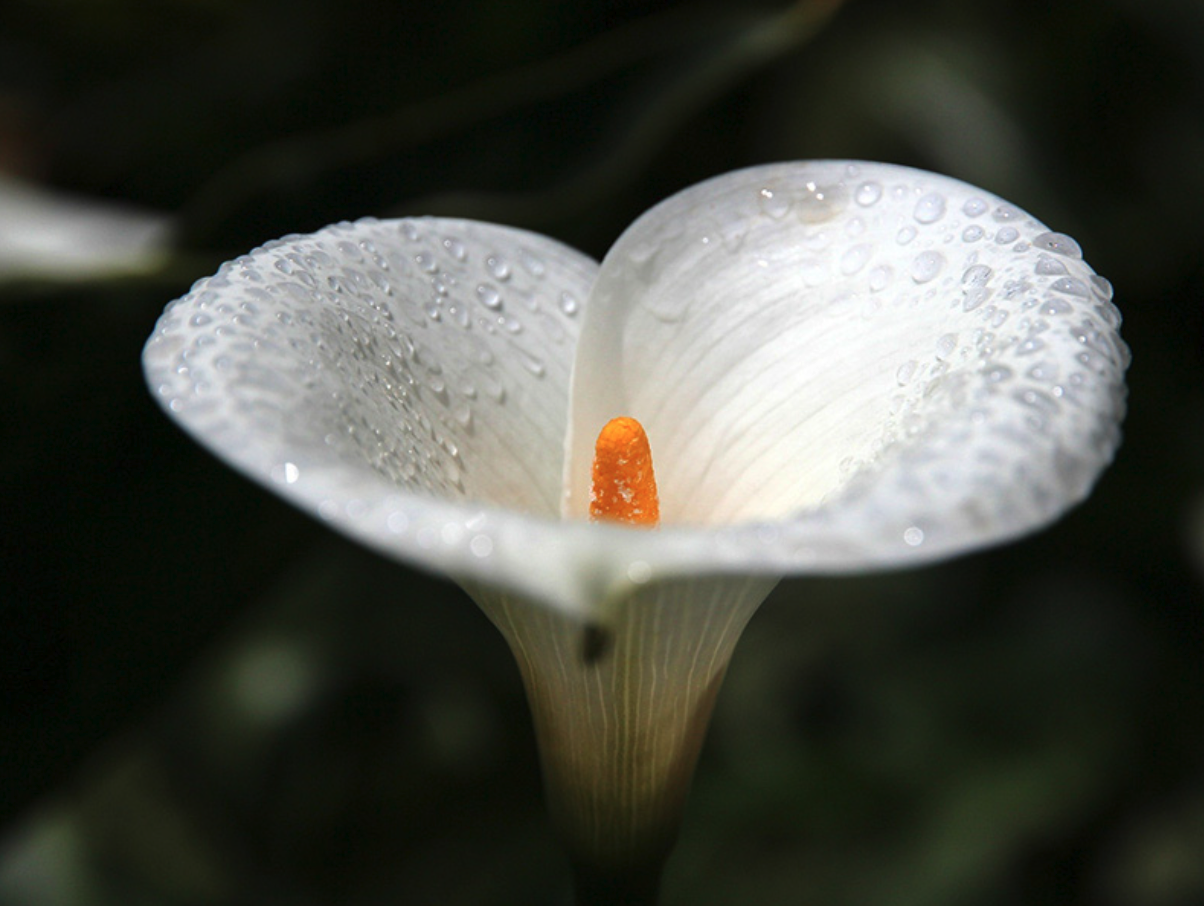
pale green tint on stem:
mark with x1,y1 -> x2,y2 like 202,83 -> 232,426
469,574 -> 778,899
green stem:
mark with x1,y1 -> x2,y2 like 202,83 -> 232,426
466,575 -> 777,903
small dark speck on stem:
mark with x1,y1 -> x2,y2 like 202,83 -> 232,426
580,624 -> 612,665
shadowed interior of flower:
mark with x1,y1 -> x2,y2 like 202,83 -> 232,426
143,160 -> 1128,902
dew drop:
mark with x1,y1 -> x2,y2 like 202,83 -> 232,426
1016,337 -> 1045,355
1027,362 -> 1058,383
1090,275 -> 1114,300
515,346 -> 545,376
911,250 -> 945,284
840,243 -> 873,276
1032,231 -> 1082,259
995,227 -> 1019,244
627,560 -> 653,584
796,181 -> 846,222
486,254 -> 511,281
476,283 -> 502,310
903,526 -> 925,547
1015,387 -> 1060,413
190,313 -> 212,327
913,192 -> 947,224
1041,298 -> 1074,316
520,250 -> 545,276
469,534 -> 494,558
963,288 -> 991,312
558,291 -> 580,316
962,264 -> 993,287
868,265 -> 894,292
897,225 -> 917,245
962,225 -> 985,242
984,363 -> 1013,384
855,180 -> 883,206
1035,255 -> 1069,276
936,332 -> 958,359
757,186 -> 791,219
1094,300 -> 1122,329
963,197 -> 988,217
443,237 -> 467,261
896,360 -> 918,386
1050,277 -> 1090,297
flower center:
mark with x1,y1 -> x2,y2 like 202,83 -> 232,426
590,416 -> 660,528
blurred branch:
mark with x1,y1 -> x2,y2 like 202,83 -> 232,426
398,0 -> 850,226
174,0 -> 849,245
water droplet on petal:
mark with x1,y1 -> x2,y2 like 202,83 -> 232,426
1032,231 -> 1082,259
443,237 -> 467,260
1035,255 -> 1069,276
757,186 -> 791,218
558,291 -> 580,316
1050,277 -> 1090,297
868,265 -> 894,292
476,283 -> 502,310
855,181 -> 883,206
1041,298 -> 1074,316
514,346 -> 545,376
1090,275 -> 1114,300
963,288 -> 991,311
896,360 -> 918,385
995,227 -> 1019,244
962,225 -> 985,242
936,332 -> 958,359
486,254 -> 511,281
520,250 -> 546,276
911,250 -> 945,283
963,197 -> 988,217
796,180 -> 846,222
903,526 -> 925,546
984,363 -> 1013,384
469,534 -> 494,558
1016,337 -> 1045,355
962,264 -> 993,287
913,192 -> 947,224
627,560 -> 652,584
840,243 -> 873,275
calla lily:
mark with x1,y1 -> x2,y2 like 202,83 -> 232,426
0,173 -> 168,282
143,161 -> 1127,901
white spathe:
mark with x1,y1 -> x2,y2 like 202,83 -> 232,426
1,174 -> 169,282
143,161 -> 1128,620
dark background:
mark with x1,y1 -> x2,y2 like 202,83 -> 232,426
2,0 -> 1202,903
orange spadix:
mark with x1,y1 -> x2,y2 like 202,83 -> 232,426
590,416 -> 660,528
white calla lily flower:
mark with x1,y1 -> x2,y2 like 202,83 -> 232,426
143,160 -> 1127,896
1,174 -> 169,282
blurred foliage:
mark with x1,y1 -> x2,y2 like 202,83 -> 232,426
2,0 -> 1203,903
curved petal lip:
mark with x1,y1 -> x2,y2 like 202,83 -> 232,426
145,163 -> 1128,619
